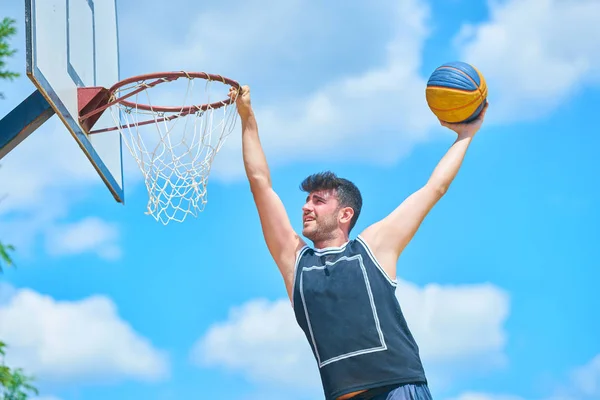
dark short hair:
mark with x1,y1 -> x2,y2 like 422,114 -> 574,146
300,171 -> 363,232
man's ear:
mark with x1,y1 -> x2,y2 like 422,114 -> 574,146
339,206 -> 354,225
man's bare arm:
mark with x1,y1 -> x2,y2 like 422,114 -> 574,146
235,86 -> 305,298
360,104 -> 489,278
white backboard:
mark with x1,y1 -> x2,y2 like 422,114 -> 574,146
25,0 -> 124,202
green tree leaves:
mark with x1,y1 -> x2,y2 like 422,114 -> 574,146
0,342 -> 39,400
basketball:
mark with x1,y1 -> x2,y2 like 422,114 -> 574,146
425,61 -> 488,124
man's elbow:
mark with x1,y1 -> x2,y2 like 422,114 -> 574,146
248,174 -> 271,193
426,181 -> 449,199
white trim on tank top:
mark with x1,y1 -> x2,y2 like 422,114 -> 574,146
291,237 -> 397,306
300,254 -> 388,368
291,241 -> 350,307
291,245 -> 310,308
356,235 -> 398,287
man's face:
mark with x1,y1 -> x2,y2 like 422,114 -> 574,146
301,189 -> 340,242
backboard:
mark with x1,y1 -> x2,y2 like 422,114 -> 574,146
25,0 -> 124,202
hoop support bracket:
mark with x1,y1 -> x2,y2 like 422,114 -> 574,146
78,87 -> 110,133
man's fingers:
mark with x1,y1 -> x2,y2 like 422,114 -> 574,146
480,101 -> 489,118
228,87 -> 238,98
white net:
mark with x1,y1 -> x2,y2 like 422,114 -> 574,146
105,74 -> 239,225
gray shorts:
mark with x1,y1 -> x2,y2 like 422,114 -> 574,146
350,383 -> 433,400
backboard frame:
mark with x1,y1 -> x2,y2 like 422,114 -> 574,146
24,0 -> 125,203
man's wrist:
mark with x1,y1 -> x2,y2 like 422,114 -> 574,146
239,108 -> 254,122
457,129 -> 477,141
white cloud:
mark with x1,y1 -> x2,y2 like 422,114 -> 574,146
443,352 -> 600,400
0,0 -> 442,229
44,217 -> 121,260
191,278 -> 510,394
212,0 -> 436,180
151,0 -> 316,75
0,285 -> 169,383
118,0 -> 440,182
568,354 -> 600,399
0,117 -> 119,259
0,114 -> 141,260
454,0 -> 600,122
5,0 -> 598,243
191,298 -> 321,391
396,280 -> 509,367
0,118 -> 100,215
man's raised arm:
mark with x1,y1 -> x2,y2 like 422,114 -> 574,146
360,103 -> 489,278
232,86 -> 306,299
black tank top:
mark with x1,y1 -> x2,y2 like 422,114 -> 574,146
291,236 -> 427,400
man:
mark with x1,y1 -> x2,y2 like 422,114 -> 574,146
229,86 -> 488,400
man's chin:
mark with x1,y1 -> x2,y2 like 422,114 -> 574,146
302,228 -> 315,241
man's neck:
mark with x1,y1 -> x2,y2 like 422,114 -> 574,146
312,235 -> 349,250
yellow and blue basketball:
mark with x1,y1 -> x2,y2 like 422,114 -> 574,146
425,61 -> 488,124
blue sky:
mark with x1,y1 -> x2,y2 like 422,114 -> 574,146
1,0 -> 599,399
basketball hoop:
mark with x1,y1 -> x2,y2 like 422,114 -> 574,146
78,71 -> 241,225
